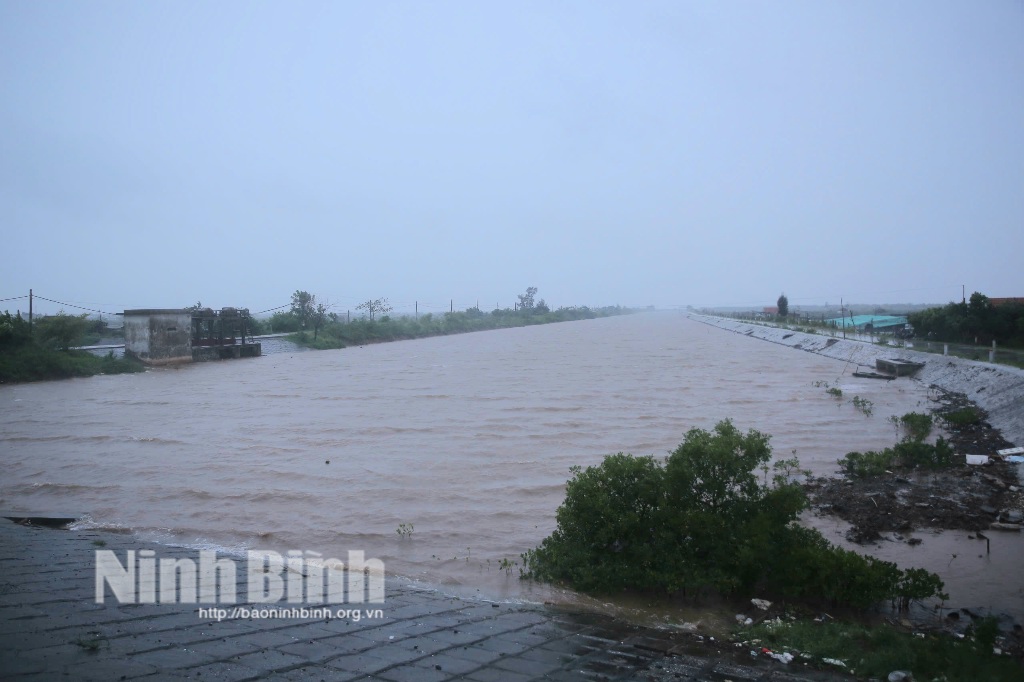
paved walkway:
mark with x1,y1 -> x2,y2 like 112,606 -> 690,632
0,519 -> 848,681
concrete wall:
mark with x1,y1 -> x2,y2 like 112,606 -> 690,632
192,343 -> 261,362
123,309 -> 192,364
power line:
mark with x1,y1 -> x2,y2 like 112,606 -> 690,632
0,295 -> 29,303
254,303 -> 291,315
32,295 -> 120,317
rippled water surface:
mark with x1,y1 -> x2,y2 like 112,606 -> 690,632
2,313 -> 1020,620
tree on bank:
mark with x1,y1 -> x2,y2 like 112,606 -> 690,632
777,293 -> 789,317
356,298 -> 392,321
291,291 -> 315,330
517,287 -> 537,311
310,298 -> 332,339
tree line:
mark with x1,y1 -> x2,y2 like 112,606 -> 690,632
267,287 -> 629,349
909,292 -> 1024,347
0,310 -> 142,383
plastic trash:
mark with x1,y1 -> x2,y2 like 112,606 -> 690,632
751,598 -> 772,610
966,454 -> 989,465
888,671 -> 912,682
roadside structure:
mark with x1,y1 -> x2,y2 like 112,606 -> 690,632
123,308 -> 261,364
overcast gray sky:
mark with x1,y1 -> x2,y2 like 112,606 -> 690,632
2,1 -> 1021,317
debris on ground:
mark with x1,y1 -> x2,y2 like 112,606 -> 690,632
805,388 -> 1024,544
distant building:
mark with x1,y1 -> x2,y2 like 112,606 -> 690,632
990,297 -> 1024,308
825,314 -> 908,331
123,308 -> 261,365
763,306 -> 779,315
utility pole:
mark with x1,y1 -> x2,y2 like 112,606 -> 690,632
28,289 -> 33,334
840,298 -> 845,340
415,301 -> 418,319
962,284 -> 966,304
450,299 -> 453,313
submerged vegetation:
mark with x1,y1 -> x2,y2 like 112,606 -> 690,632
0,311 -> 143,383
839,411 -> 957,478
522,420 -> 946,611
272,287 -> 633,350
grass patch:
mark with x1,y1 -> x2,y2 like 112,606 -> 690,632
839,412 -> 955,477
0,347 -> 144,384
738,618 -> 1020,681
942,407 -> 982,428
899,412 -> 933,442
838,438 -> 957,478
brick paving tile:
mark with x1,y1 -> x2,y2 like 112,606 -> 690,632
0,519 -> 857,682
323,651 -> 394,674
373,663 -> 451,682
464,666 -> 536,682
410,652 -> 483,675
438,644 -> 508,666
172,660 -> 263,682
489,652 -> 566,677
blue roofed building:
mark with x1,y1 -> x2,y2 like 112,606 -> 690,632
825,314 -> 908,331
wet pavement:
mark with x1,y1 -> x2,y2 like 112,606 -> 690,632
0,519 -> 850,681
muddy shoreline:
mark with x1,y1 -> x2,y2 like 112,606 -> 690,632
806,387 -> 1024,545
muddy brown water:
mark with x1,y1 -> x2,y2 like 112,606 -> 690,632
2,312 -> 1021,624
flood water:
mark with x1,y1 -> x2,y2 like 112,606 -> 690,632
2,312 -> 1021,623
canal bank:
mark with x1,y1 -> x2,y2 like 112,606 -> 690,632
688,314 -> 1024,451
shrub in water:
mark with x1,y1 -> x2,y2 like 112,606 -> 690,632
942,407 -> 982,428
899,412 -> 933,442
524,420 -> 944,610
838,450 -> 893,478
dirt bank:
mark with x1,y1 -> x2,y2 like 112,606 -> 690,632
805,388 -> 1024,544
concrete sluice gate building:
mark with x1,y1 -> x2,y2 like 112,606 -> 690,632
123,308 -> 261,365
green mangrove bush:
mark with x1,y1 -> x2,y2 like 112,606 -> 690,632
523,420 -> 944,610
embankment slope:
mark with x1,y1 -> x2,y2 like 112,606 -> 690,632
690,314 -> 1024,449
